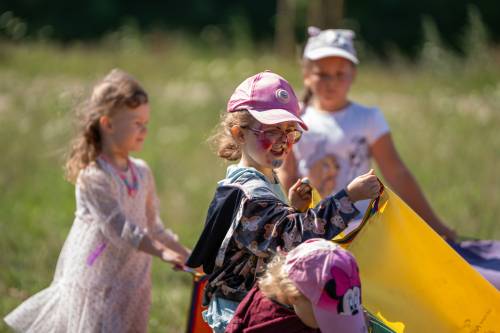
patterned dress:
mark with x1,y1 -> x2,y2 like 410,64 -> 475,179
4,157 -> 179,333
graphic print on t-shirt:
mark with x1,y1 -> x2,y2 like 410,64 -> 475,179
297,137 -> 340,198
347,136 -> 370,182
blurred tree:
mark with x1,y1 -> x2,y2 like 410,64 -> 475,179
275,0 -> 296,57
0,0 -> 499,58
308,0 -> 344,28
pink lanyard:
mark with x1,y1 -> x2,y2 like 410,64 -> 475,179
99,155 -> 138,197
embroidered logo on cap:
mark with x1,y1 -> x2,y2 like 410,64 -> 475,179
326,31 -> 350,51
275,88 -> 290,104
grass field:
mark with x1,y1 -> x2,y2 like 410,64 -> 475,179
0,37 -> 499,332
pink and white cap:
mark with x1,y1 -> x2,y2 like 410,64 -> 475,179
285,239 -> 368,333
227,70 -> 308,130
304,27 -> 359,64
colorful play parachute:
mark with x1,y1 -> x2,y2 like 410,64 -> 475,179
334,187 -> 500,333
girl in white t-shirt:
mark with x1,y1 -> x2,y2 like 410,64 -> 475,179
278,27 -> 456,240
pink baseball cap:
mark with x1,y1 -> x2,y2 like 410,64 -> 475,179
285,239 -> 368,333
227,70 -> 308,130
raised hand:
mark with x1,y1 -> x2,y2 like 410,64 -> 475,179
346,169 -> 381,202
288,177 -> 313,212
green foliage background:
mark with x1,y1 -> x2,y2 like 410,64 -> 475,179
0,29 -> 499,332
2,1 -> 500,57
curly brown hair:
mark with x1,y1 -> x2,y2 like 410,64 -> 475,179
65,69 -> 148,183
208,110 -> 255,161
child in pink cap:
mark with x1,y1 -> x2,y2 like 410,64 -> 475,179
226,238 -> 368,333
186,71 -> 379,332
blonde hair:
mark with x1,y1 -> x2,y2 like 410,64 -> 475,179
209,110 -> 254,161
65,69 -> 148,183
258,252 -> 301,303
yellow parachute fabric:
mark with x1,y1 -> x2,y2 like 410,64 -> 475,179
308,185 -> 402,331
309,186 -> 322,208
335,187 -> 500,333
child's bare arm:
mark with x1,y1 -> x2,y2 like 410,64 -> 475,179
372,134 -> 456,240
162,237 -> 191,264
143,164 -> 191,262
138,236 -> 188,266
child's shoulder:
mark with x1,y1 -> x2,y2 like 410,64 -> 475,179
77,161 -> 111,186
224,165 -> 271,188
349,102 -> 389,130
129,157 -> 155,178
348,101 -> 381,115
303,102 -> 382,120
128,157 -> 155,186
78,158 -> 150,182
222,178 -> 282,203
129,157 -> 150,171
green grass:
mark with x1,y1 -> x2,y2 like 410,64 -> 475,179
0,39 -> 499,332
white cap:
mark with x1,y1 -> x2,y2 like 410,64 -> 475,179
303,27 -> 359,64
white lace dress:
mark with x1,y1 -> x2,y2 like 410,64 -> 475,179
4,157 -> 179,333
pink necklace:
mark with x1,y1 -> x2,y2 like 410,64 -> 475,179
99,155 -> 138,197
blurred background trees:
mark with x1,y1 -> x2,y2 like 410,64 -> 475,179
1,0 -> 499,58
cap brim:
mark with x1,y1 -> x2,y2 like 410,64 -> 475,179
305,48 -> 359,64
248,109 -> 308,131
313,306 -> 367,333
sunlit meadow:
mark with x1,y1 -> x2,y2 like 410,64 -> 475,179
1,32 -> 499,332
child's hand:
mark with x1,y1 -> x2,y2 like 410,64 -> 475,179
346,169 -> 381,202
160,248 -> 186,267
289,178 -> 313,212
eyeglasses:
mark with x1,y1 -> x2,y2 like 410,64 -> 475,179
244,126 -> 302,144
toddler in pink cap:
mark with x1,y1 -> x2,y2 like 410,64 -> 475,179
186,71 -> 379,333
227,238 -> 368,333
